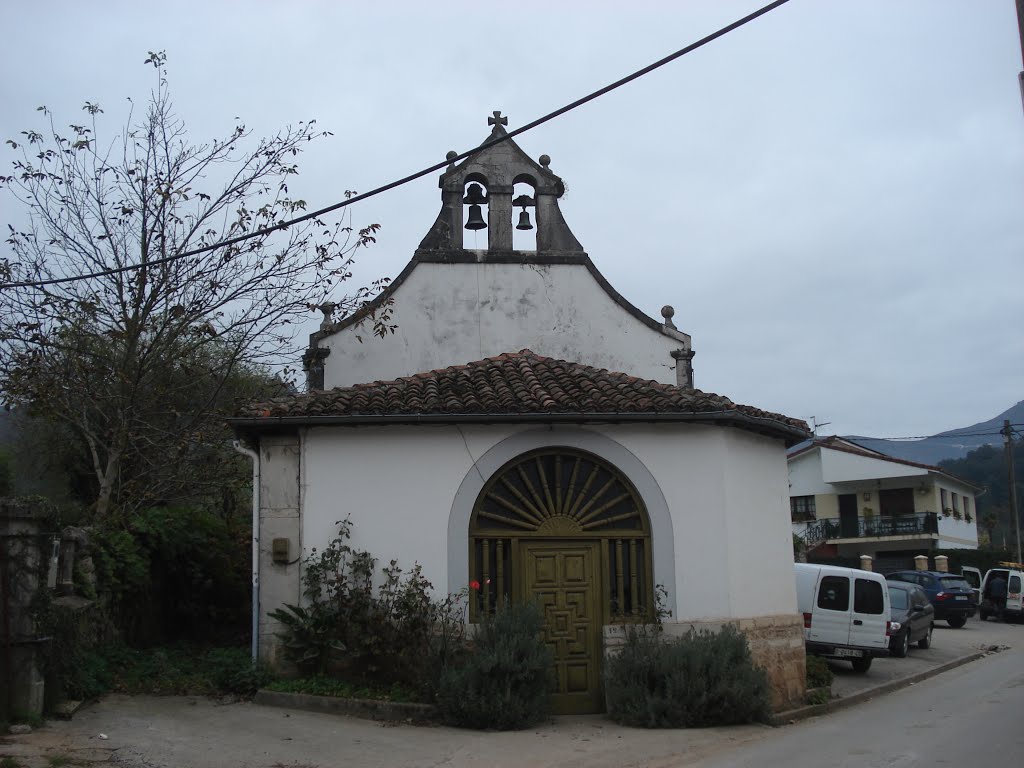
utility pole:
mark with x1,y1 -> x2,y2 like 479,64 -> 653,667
1017,0 -> 1024,113
1002,419 -> 1022,564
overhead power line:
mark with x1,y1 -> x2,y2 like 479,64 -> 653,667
0,0 -> 792,291
844,428 -> 1024,442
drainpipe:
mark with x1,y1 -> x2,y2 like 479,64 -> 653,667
233,439 -> 260,662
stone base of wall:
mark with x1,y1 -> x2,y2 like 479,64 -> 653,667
604,613 -> 806,711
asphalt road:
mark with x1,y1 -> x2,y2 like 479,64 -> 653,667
2,618 -> 1020,768
696,623 -> 1024,768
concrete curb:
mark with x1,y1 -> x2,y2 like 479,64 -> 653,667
254,689 -> 435,723
772,650 -> 988,725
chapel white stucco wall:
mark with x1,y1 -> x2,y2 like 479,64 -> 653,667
297,422 -> 797,623
321,262 -> 687,388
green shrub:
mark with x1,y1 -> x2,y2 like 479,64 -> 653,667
435,601 -> 553,730
805,654 -> 833,691
203,647 -> 272,695
604,625 -> 771,728
272,519 -> 455,692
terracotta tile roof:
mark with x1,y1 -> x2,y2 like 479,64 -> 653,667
235,350 -> 808,438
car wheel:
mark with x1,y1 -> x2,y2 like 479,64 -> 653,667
947,616 -> 967,629
918,624 -> 932,649
892,631 -> 910,658
851,657 -> 872,673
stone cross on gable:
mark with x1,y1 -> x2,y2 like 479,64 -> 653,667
488,111 -> 508,128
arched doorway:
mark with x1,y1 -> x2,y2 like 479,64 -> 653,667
468,447 -> 653,714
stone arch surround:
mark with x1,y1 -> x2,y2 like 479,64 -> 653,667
447,426 -> 677,615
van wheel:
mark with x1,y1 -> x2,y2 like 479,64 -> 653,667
918,624 -> 932,650
851,657 -> 872,673
892,632 -> 909,658
947,616 -> 967,629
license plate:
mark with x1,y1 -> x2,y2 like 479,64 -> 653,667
832,648 -> 863,658
955,596 -> 967,601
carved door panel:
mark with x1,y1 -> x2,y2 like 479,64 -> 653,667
522,541 -> 603,715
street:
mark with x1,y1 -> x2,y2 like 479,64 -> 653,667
698,622 -> 1023,768
1,619 -> 1020,768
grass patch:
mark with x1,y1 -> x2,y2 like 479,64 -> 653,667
47,755 -> 87,768
264,676 -> 423,703
78,645 -> 270,697
1,757 -> 26,768
805,654 -> 834,690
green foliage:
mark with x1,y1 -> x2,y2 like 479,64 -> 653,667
805,654 -> 833,690
435,601 -> 553,730
202,647 -> 273,696
0,446 -> 13,496
274,519 -> 458,689
59,645 -> 269,697
267,603 -> 346,676
91,505 -> 250,644
604,625 -> 771,728
264,676 -> 421,703
1,756 -> 25,768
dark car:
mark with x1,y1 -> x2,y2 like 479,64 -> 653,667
886,571 -> 976,627
886,581 -> 935,656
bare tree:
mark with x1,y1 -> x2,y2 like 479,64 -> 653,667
0,51 -> 386,519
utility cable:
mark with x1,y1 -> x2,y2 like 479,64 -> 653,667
0,0 -> 792,291
843,430 -> 1009,441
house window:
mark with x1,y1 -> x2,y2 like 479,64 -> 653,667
790,495 -> 816,522
963,497 -> 971,518
940,488 -> 949,512
952,493 -> 960,513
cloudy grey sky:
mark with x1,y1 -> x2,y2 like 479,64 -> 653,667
2,1 -> 1022,439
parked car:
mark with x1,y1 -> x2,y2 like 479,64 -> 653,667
794,563 -> 891,672
886,581 -> 935,657
972,563 -> 1024,622
885,571 -> 976,627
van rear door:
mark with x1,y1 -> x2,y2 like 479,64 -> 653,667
849,575 -> 888,651
962,567 -> 982,603
808,572 -> 852,647
1008,571 -> 1024,614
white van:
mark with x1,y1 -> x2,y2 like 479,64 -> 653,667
794,563 -> 891,672
971,563 -> 1024,622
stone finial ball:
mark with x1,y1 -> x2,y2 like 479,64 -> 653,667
539,154 -> 551,167
446,150 -> 457,162
661,305 -> 675,320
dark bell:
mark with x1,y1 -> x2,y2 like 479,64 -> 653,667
516,209 -> 533,231
465,204 -> 486,230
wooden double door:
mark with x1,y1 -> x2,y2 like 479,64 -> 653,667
521,540 -> 604,715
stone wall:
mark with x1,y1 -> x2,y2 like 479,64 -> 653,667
604,613 -> 806,712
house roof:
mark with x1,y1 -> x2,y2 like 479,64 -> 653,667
787,436 -> 980,489
232,349 -> 809,441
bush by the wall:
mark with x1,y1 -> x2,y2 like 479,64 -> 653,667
805,653 -> 833,691
604,625 -> 770,728
435,601 -> 553,730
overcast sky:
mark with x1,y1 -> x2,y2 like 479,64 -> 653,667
2,1 -> 1022,439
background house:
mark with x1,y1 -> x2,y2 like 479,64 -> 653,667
789,437 -> 979,570
232,114 -> 811,713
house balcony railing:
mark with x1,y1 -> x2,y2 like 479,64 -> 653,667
801,512 -> 938,549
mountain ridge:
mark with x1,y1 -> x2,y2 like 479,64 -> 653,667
845,401 -> 1024,465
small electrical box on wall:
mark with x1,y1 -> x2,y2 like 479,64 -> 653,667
272,538 -> 290,565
